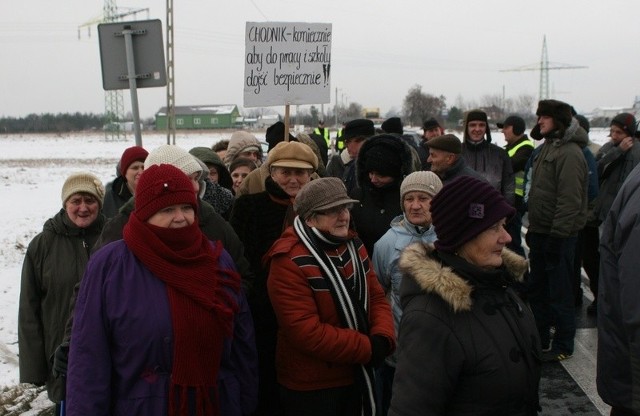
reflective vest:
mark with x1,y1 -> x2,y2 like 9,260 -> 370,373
335,128 -> 344,150
507,138 -> 535,197
314,127 -> 330,147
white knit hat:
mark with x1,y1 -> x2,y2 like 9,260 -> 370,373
144,145 -> 202,177
61,172 -> 105,207
400,171 -> 443,207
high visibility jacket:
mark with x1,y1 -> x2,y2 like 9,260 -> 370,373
335,128 -> 344,150
507,138 -> 535,197
313,127 -> 330,147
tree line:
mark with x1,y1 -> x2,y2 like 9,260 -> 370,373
0,113 -> 107,134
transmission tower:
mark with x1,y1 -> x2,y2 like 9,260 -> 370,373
166,0 -> 175,145
500,35 -> 588,102
78,0 -> 149,141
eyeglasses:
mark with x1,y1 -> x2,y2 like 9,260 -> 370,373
316,204 -> 353,217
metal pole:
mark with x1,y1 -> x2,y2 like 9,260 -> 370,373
122,28 -> 143,146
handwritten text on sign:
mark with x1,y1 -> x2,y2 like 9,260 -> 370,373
243,22 -> 332,107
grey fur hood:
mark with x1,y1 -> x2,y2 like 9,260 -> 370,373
399,243 -> 528,312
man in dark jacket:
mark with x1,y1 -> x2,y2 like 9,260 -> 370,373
427,134 -> 484,184
325,119 -> 375,194
597,162 -> 640,415
462,109 -> 515,207
526,99 -> 588,363
498,115 -> 534,256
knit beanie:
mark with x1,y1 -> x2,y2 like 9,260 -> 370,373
294,177 -> 359,220
464,109 -> 492,143
267,141 -> 318,170
426,134 -> 462,154
119,146 -> 149,177
381,117 -> 403,135
61,172 -> 106,208
134,164 -> 197,222
535,99 -> 573,132
144,145 -> 202,177
363,142 -> 403,178
611,113 -> 637,137
430,175 -> 515,253
400,171 -> 443,207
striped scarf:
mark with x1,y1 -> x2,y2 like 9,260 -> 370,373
293,216 -> 376,416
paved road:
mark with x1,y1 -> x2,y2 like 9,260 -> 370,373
538,278 -> 608,415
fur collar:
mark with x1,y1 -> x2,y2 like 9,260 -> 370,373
399,243 -> 528,312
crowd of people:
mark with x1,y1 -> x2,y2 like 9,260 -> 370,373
17,101 -> 640,416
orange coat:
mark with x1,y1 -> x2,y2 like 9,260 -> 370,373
266,227 -> 395,391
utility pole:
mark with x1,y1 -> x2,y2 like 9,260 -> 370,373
165,0 -> 175,144
500,35 -> 588,102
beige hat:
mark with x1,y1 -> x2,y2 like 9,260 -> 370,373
294,178 -> 359,220
400,171 -> 443,208
267,141 -> 318,171
144,145 -> 202,177
61,172 -> 105,207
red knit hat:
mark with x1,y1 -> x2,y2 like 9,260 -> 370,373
431,176 -> 515,253
119,146 -> 149,177
134,164 -> 197,221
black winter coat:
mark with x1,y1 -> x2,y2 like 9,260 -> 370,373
102,175 -> 132,219
389,244 -> 541,416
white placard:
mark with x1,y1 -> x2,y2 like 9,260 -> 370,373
243,22 -> 332,108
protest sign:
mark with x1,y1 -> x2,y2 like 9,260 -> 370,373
243,22 -> 332,107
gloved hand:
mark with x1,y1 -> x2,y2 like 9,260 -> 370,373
52,342 -> 69,378
544,236 -> 563,267
368,335 -> 390,368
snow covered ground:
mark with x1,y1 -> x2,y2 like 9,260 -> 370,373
0,127 -> 612,410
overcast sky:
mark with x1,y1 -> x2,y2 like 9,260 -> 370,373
2,0 -> 639,120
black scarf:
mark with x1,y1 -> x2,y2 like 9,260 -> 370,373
293,216 -> 376,416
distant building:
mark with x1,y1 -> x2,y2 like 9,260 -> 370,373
155,104 -> 241,130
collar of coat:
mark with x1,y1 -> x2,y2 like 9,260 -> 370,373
398,243 -> 528,313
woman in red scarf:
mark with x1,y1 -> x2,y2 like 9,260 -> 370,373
66,164 -> 257,416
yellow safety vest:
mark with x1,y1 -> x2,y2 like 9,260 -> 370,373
507,139 -> 535,197
314,127 -> 331,147
335,128 -> 344,150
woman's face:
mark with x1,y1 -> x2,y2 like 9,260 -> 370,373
231,165 -> 252,193
65,192 -> 100,228
146,204 -> 195,228
457,218 -> 512,269
270,166 -> 311,197
403,191 -> 433,227
305,204 -> 352,238
125,161 -> 145,194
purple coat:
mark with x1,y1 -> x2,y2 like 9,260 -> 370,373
66,240 -> 258,416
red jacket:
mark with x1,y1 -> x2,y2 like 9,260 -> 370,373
266,227 -> 395,391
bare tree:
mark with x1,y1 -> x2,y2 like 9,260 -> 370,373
402,85 -> 446,127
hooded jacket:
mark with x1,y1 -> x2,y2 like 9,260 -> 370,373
594,137 -> 640,222
388,243 -> 540,416
19,209 -> 105,402
102,175 -> 133,219
223,133 -> 264,167
527,118 -> 589,237
372,214 -> 437,366
350,135 -> 415,256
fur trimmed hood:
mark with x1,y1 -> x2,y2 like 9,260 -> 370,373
399,243 -> 528,312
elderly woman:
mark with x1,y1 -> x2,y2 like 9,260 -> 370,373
388,175 -> 541,416
266,177 -> 395,416
223,131 -> 264,168
103,145 -> 148,218
66,164 -> 257,416
229,140 -> 318,416
19,172 -> 106,414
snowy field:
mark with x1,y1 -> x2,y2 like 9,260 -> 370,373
0,127 -> 612,409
